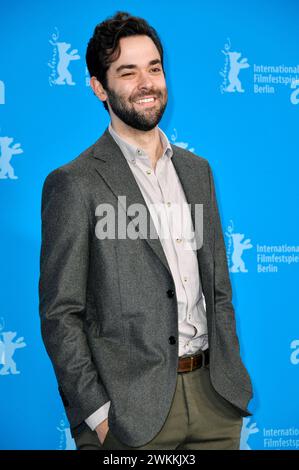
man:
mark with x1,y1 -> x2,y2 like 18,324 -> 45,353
39,11 -> 253,450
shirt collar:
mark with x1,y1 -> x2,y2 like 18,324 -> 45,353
108,122 -> 173,163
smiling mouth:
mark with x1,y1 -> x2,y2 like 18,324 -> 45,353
134,97 -> 158,107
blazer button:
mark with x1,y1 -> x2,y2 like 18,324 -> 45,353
167,289 -> 175,298
168,336 -> 176,345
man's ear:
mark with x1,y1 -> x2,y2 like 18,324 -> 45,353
90,76 -> 108,102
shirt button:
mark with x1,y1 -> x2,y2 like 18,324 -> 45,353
166,202 -> 171,207
146,169 -> 152,175
137,149 -> 142,155
183,276 -> 188,282
176,238 -> 182,243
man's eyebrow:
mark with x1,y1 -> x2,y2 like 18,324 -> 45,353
115,59 -> 162,74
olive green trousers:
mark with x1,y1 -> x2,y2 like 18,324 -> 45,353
74,363 -> 243,450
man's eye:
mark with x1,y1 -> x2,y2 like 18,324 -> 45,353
121,68 -> 161,77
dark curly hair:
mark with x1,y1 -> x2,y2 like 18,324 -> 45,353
86,11 -> 165,112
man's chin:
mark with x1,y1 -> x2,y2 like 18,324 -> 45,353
130,122 -> 157,131
126,115 -> 160,131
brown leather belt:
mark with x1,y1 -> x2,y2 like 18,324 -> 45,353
177,349 -> 209,373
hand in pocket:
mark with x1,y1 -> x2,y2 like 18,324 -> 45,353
95,418 -> 109,445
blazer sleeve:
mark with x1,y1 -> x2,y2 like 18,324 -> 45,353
206,161 -> 253,396
38,168 -> 109,426
207,162 -> 240,341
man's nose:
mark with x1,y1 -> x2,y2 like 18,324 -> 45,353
136,71 -> 154,90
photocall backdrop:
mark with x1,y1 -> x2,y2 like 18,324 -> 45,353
1,0 -> 298,450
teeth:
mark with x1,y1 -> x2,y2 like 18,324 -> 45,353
136,97 -> 155,103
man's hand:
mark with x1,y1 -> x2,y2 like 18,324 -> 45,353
95,418 -> 109,445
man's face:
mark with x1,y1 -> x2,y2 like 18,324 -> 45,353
104,35 -> 168,131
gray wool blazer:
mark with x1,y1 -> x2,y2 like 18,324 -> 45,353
38,127 -> 253,447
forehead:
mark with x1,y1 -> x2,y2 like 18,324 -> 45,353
109,35 -> 161,71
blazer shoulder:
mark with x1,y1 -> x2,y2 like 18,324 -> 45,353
170,143 -> 210,169
41,140 -> 99,189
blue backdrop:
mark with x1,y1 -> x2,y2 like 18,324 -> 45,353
1,0 -> 298,450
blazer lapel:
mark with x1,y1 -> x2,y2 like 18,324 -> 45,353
92,128 -> 172,276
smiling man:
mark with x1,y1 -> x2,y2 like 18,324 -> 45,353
38,11 -> 254,450
88,24 -> 168,171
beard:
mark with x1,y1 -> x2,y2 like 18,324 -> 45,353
105,85 -> 167,131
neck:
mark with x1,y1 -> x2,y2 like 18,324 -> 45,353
111,118 -> 164,169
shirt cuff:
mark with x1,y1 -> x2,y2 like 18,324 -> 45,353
84,401 -> 111,431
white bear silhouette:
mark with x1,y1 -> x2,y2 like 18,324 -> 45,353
53,42 -> 80,85
230,233 -> 252,272
0,331 -> 26,375
240,417 -> 259,450
0,136 -> 23,179
225,51 -> 249,93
